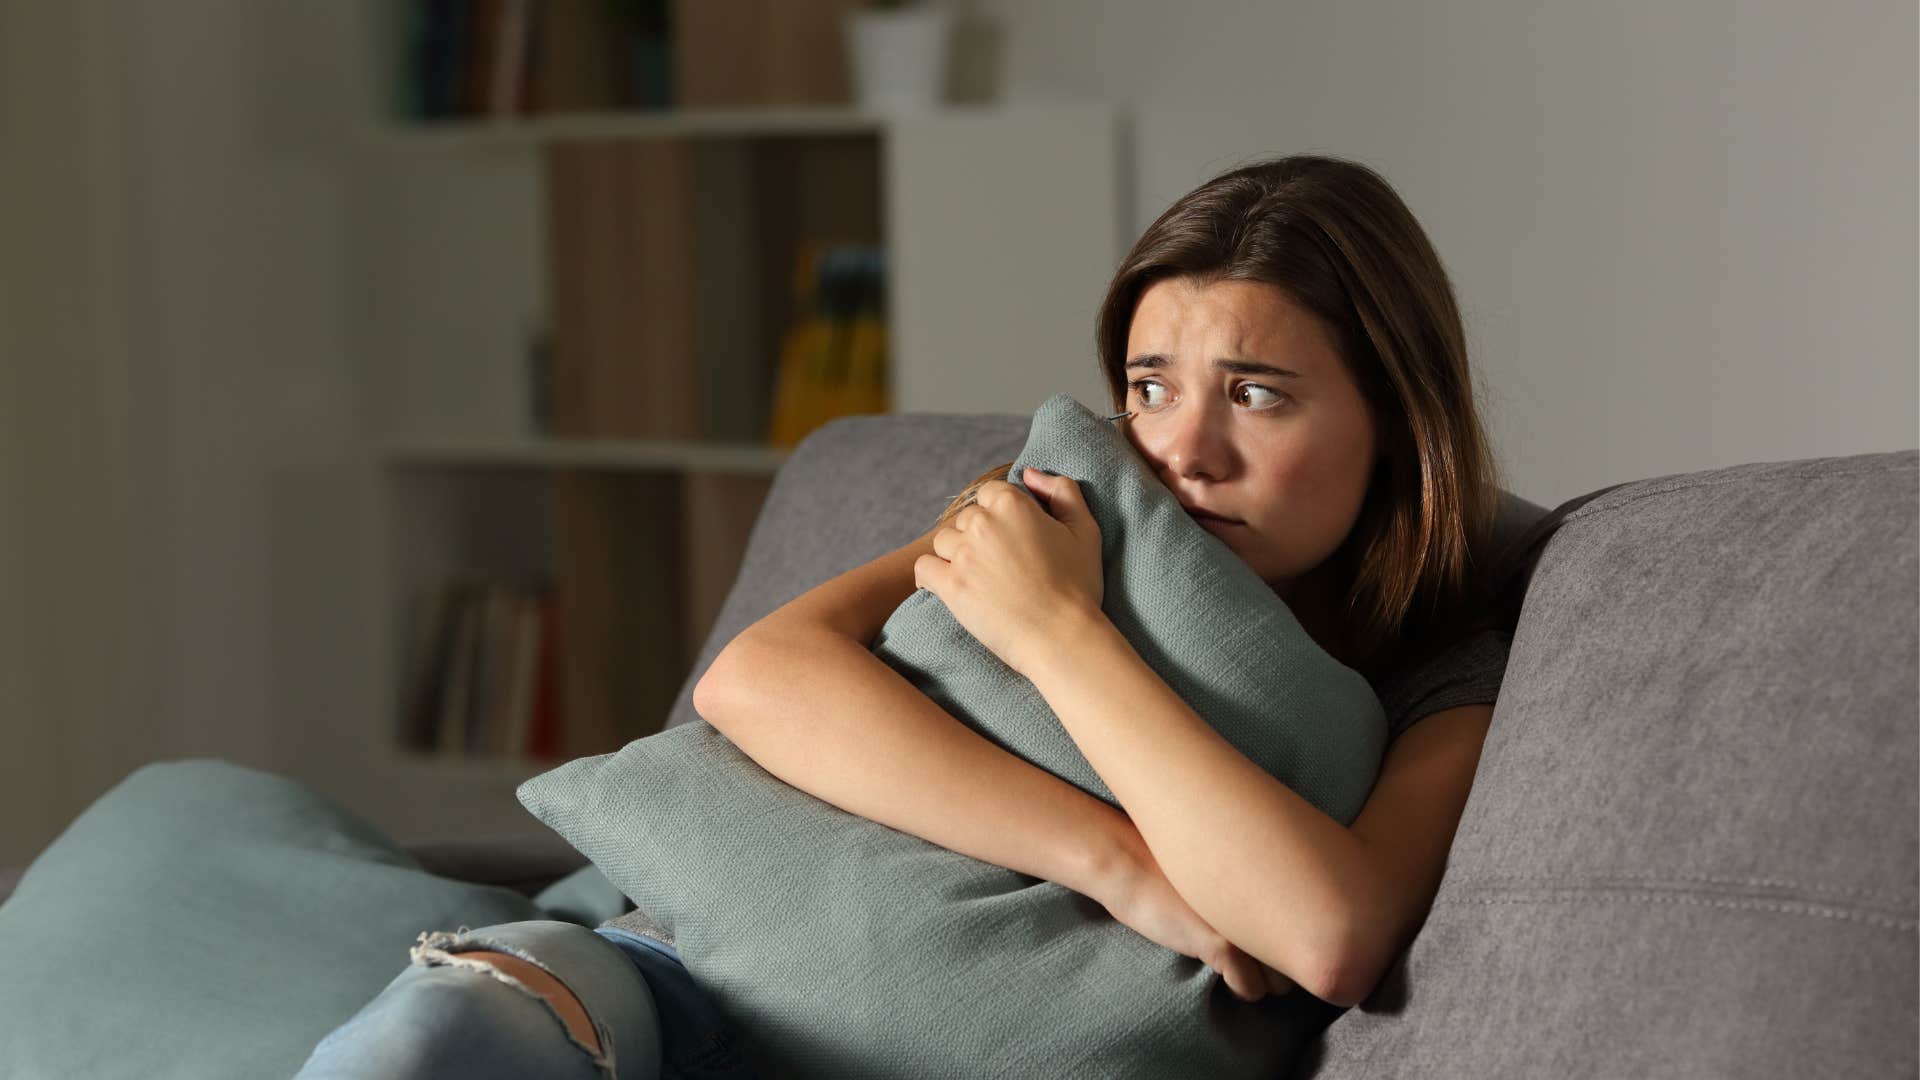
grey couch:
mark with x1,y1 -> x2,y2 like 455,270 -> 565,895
7,411 -> 1915,1077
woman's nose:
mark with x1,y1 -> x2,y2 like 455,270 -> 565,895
1153,401 -> 1230,481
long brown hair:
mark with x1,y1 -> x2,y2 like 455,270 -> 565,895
932,154 -> 1506,680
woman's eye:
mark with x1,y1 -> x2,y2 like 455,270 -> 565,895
1129,379 -> 1169,408
1128,378 -> 1287,411
1235,383 -> 1288,410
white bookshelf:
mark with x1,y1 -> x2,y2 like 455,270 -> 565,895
359,99 -> 1127,837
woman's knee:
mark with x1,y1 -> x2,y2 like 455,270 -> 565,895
426,947 -> 603,1055
408,921 -> 662,1080
296,960 -> 611,1079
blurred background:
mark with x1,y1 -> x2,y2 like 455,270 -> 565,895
1,0 -> 1913,869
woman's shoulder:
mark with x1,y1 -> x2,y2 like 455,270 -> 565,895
1362,487 -> 1571,733
1374,618 -> 1520,745
1368,623 -> 1513,742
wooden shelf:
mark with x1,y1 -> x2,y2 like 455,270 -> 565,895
381,437 -> 793,475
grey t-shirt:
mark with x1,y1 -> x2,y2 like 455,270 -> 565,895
1373,627 -> 1513,742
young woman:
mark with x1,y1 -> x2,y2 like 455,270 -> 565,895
295,153 -> 1512,1080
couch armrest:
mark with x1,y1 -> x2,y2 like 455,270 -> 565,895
0,835 -> 592,912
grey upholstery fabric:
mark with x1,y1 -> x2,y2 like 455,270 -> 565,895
659,409 -> 1034,733
0,760 -> 550,1080
1299,449 -> 1918,1078
520,395 -> 1390,1078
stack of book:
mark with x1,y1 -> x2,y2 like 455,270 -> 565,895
403,578 -> 562,759
400,0 -> 671,120
766,244 -> 890,448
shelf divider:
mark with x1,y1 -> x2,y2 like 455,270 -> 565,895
552,470 -> 688,756
546,138 -> 703,440
683,474 -> 777,657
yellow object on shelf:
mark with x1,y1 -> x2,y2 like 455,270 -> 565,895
767,318 -> 833,448
838,254 -> 889,418
766,243 -> 889,448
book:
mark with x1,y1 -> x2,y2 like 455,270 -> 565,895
474,584 -> 521,753
434,584 -> 482,754
490,0 -> 534,115
462,0 -> 500,116
526,591 -> 562,760
402,583 -> 459,750
502,586 -> 544,758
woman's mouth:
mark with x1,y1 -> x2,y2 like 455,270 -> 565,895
1181,505 -> 1244,530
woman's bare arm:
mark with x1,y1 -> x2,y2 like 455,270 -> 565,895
1014,606 -> 1500,1008
691,529 -> 1138,904
1018,606 -> 1365,1003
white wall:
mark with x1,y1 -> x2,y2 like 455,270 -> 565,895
0,0 -> 160,866
966,0 -> 1918,506
0,0 -> 383,866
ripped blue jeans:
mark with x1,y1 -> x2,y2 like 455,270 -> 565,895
291,920 -> 758,1080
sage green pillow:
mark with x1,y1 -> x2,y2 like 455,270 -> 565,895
518,393 -> 1385,1078
0,759 -> 546,1080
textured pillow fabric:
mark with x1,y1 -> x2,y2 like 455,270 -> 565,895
0,759 -> 546,1080
519,393 -> 1386,1079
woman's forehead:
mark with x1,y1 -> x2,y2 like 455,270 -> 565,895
1128,278 -> 1339,368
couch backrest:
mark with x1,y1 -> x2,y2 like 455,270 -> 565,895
663,411 -> 1030,731
1302,449 -> 1918,1078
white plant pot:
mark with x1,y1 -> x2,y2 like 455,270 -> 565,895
845,6 -> 954,113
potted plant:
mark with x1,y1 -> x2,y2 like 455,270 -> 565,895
844,0 -> 954,112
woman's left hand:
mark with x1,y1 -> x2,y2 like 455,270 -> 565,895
914,467 -> 1104,679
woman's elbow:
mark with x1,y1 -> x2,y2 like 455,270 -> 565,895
692,629 -> 793,729
691,667 -> 722,722
691,643 -> 746,726
1315,959 -> 1372,1010
1316,933 -> 1395,1009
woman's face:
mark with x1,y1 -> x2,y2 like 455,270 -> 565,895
1119,276 -> 1381,613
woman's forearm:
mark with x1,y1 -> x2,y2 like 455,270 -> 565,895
692,623 -> 1137,902
1020,605 -> 1364,993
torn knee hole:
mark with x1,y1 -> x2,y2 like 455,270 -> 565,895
407,932 -> 608,1062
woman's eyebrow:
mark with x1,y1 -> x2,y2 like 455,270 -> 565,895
1125,354 -> 1303,379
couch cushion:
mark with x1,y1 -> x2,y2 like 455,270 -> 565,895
0,759 -> 547,1080
1302,450 -> 1918,1078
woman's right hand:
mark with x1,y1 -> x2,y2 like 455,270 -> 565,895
1093,830 -> 1296,1003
